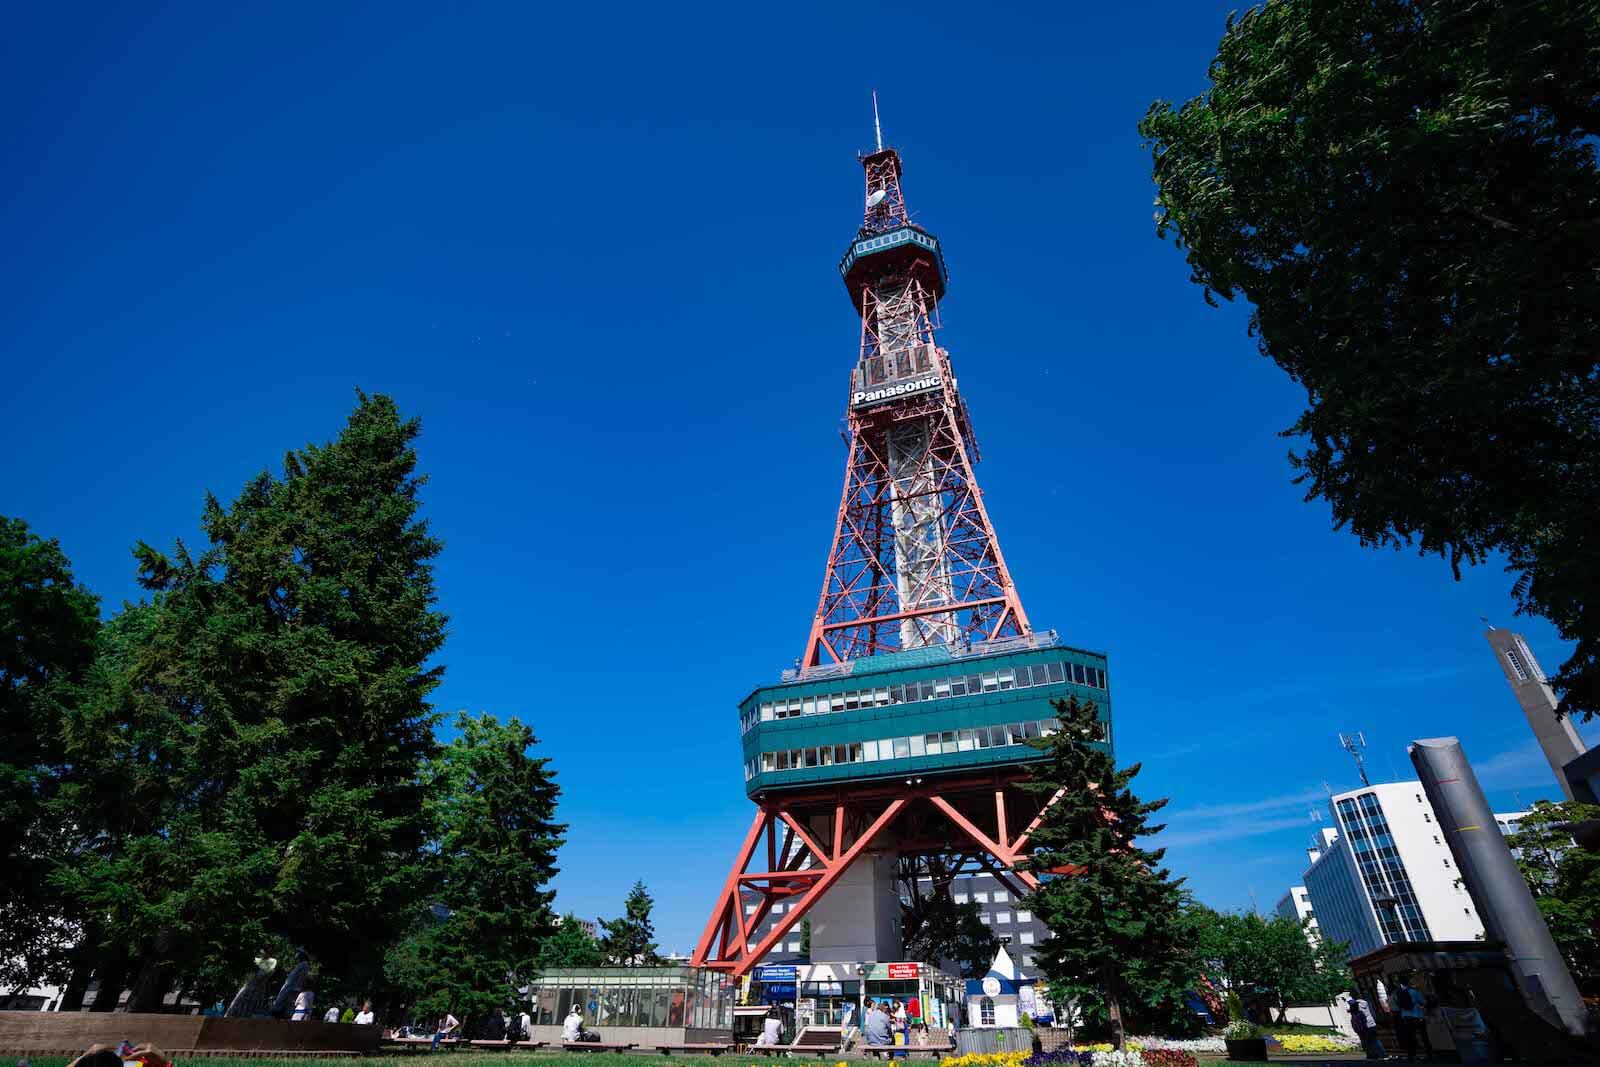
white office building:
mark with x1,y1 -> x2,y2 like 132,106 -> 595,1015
1301,781 -> 1525,959
1274,885 -> 1320,945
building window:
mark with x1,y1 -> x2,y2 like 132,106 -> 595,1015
1504,649 -> 1530,682
1016,910 -> 1031,923
1019,931 -> 1034,945
993,890 -> 1009,902
979,997 -> 995,1026
973,892 -> 987,904
995,911 -> 1011,924
953,894 -> 967,904
1023,955 -> 1035,967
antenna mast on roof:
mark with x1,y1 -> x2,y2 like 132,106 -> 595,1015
873,90 -> 884,152
1339,731 -> 1371,787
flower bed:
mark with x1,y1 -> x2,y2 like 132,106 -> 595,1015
1269,1033 -> 1360,1054
1017,1049 -> 1198,1067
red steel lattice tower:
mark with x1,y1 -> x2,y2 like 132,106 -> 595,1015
690,118 -> 1113,979
805,144 -> 1030,666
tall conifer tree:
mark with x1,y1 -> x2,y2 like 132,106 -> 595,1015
56,393 -> 448,1007
599,882 -> 661,966
1022,696 -> 1197,1046
385,713 -> 564,1023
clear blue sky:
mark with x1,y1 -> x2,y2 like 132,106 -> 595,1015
6,2 -> 1594,950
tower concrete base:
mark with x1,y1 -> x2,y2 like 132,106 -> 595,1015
807,851 -> 902,963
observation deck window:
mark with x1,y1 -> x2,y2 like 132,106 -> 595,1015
741,656 -> 1108,735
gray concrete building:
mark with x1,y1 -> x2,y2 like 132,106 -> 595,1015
1484,625 -> 1587,800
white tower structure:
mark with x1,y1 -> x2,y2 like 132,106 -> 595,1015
1484,625 -> 1586,801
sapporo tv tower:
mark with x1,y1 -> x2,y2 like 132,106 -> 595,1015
691,106 -> 1113,975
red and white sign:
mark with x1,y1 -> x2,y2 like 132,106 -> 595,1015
886,962 -> 919,979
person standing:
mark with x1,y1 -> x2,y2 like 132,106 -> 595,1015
1398,977 -> 1432,1060
517,1007 -> 532,1042
1347,991 -> 1384,1060
355,1002 -> 376,1026
291,990 -> 315,1022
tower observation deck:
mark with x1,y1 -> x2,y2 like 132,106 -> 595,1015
691,129 -> 1111,977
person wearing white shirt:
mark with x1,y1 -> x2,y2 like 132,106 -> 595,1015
562,1006 -> 585,1043
323,1006 -> 340,1023
355,1002 -> 376,1026
432,1011 -> 460,1050
518,1010 -> 532,1042
291,990 -> 314,1022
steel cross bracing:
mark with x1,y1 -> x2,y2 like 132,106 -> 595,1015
688,775 -> 1066,976
860,150 -> 909,236
803,278 -> 1029,665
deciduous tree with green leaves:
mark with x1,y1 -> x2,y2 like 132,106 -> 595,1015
599,882 -> 661,966
538,914 -> 604,969
1021,695 -> 1199,1046
1138,0 -> 1600,719
1507,799 -> 1600,992
0,517 -> 99,994
1192,907 -> 1351,1022
385,713 -> 565,1023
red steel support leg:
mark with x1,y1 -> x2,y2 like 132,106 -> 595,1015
718,798 -> 907,976
691,809 -> 768,967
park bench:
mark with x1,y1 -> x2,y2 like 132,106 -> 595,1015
383,1036 -> 463,1052
861,1042 -> 957,1060
750,1029 -> 845,1057
562,1041 -> 637,1054
652,1043 -> 733,1056
468,1040 -> 546,1051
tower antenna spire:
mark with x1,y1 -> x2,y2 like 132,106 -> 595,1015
872,90 -> 883,152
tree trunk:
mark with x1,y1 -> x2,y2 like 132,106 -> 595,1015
125,929 -> 176,1012
126,958 -> 172,1013
88,951 -> 128,1012
1103,969 -> 1125,1050
59,947 -> 95,1012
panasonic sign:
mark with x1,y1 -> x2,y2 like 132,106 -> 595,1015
852,374 -> 943,407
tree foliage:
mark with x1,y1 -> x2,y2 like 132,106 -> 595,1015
899,864 -> 1002,978
538,914 -> 603,969
1507,799 -> 1600,991
52,392 -> 450,1008
385,713 -> 565,1022
1022,696 -> 1199,1045
599,882 -> 661,966
1138,0 -> 1600,718
1191,908 -> 1351,1021
0,517 -> 100,992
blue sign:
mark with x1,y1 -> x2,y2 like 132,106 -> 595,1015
754,965 -> 798,981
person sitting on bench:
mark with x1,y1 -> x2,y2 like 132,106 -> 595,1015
864,1000 -> 894,1052
755,1006 -> 783,1047
563,1005 -> 598,1043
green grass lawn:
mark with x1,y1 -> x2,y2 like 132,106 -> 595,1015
9,1055 -> 1352,1067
